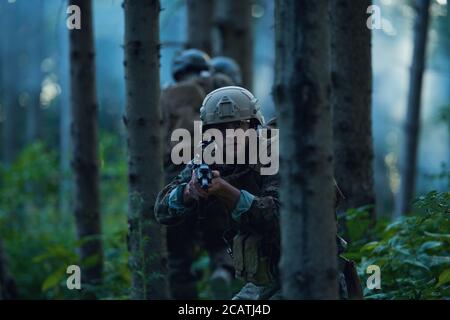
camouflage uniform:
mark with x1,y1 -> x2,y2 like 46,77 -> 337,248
155,163 -> 362,300
160,50 -> 234,299
155,161 -> 281,300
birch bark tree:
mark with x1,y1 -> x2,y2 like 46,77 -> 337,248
123,0 -> 169,299
68,0 -> 103,291
274,0 -> 338,299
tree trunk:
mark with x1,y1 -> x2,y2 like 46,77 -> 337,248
68,0 -> 103,292
274,0 -> 338,299
216,0 -> 253,90
25,0 -> 44,144
60,8 -> 72,219
447,0 -> 450,168
2,2 -> 21,165
396,0 -> 431,216
123,0 -> 169,300
186,0 -> 214,55
330,0 -> 375,223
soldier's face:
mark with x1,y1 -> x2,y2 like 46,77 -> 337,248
215,120 -> 251,161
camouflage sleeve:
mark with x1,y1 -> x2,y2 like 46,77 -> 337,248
154,162 -> 197,225
238,173 -> 280,234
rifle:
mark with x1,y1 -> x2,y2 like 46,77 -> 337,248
193,140 -> 214,219
193,140 -> 214,189
195,163 -> 213,190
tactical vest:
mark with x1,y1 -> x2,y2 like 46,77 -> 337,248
232,233 -> 278,286
204,164 -> 280,287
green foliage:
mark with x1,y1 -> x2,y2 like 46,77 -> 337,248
0,135 -> 130,299
0,142 -> 59,214
344,191 -> 450,299
1,138 -> 448,300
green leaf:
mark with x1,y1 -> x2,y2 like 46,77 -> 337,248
42,267 -> 65,292
341,252 -> 363,261
404,259 -> 430,272
365,293 -> 390,300
419,241 -> 442,252
385,220 -> 403,232
361,241 -> 379,252
32,252 -> 53,263
424,231 -> 450,242
436,269 -> 450,288
427,256 -> 450,267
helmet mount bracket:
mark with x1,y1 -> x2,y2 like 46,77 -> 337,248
216,96 -> 238,119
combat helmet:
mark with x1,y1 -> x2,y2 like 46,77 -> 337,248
200,86 -> 264,127
211,56 -> 242,86
172,49 -> 211,81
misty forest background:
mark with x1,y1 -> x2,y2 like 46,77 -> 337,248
0,0 -> 449,300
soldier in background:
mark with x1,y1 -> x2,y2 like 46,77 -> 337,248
161,49 -> 234,182
160,49 -> 234,299
211,56 -> 243,86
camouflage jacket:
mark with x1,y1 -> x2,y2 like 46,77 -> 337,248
154,162 -> 280,285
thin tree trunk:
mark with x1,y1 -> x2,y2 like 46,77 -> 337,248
25,0 -> 44,144
216,0 -> 253,90
186,0 -> 214,55
60,8 -> 72,219
68,0 -> 103,292
2,2 -> 21,165
274,0 -> 338,299
330,0 -> 375,223
447,0 -> 450,168
123,0 -> 169,300
396,0 -> 431,216
0,1 -> 5,140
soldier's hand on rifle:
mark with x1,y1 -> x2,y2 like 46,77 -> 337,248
183,170 -> 240,211
183,171 -> 209,204
207,171 -> 240,210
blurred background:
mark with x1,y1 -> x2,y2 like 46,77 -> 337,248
0,0 -> 448,299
